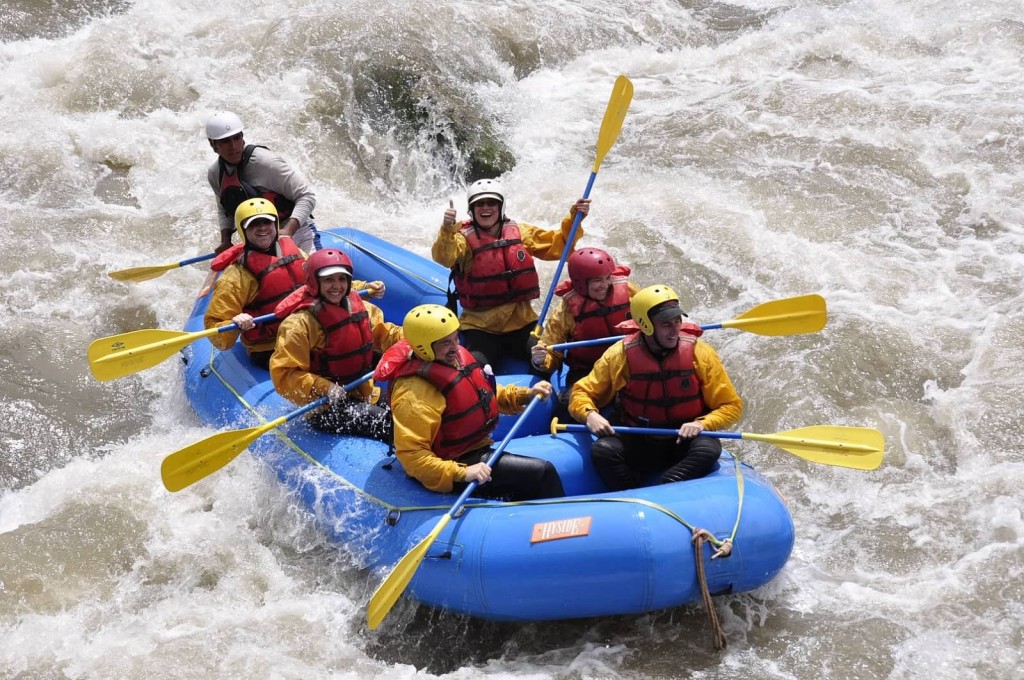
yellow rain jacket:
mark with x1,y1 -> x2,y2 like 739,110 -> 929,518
568,338 -> 743,432
269,295 -> 402,405
431,209 -> 585,333
390,378 -> 534,492
533,280 -> 642,373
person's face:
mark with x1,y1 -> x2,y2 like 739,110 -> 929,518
586,273 -> 613,301
212,131 -> 245,165
430,330 -> 461,365
651,315 -> 682,349
319,273 -> 351,305
244,218 -> 276,250
471,198 -> 501,230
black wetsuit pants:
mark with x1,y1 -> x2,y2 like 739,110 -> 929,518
453,447 -> 564,501
590,432 -> 722,491
307,398 -> 392,443
461,324 -> 546,377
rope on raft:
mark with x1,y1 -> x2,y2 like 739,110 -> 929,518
692,529 -> 729,651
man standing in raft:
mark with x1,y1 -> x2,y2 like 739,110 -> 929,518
375,304 -> 564,500
270,249 -> 396,441
568,285 -> 743,490
205,111 -> 320,254
204,198 -> 306,369
431,178 -> 589,370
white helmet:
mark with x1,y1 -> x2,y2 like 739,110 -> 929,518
467,178 -> 504,207
205,111 -> 244,141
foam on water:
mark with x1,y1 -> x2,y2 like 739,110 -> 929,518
2,0 -> 1023,677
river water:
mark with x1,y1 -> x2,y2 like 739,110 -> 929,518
2,0 -> 1022,678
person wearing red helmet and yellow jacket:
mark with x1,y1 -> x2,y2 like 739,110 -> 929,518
270,248 -> 400,441
569,285 -> 743,491
531,247 -> 641,381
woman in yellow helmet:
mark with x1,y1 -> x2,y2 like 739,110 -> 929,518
568,285 -> 743,491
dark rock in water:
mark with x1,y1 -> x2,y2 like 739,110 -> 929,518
1,0 -> 133,41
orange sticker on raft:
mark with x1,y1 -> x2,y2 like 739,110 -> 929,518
530,516 -> 592,543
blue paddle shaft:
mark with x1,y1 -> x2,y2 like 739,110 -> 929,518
218,290 -> 369,334
218,312 -> 279,334
180,252 -> 216,267
283,371 -> 375,422
535,172 -> 596,332
559,423 -> 742,440
549,334 -> 625,351
548,322 -> 715,352
448,395 -> 545,518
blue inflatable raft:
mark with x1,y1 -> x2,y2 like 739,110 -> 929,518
179,227 -> 795,623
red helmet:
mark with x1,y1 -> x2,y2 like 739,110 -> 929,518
567,248 -> 616,296
304,249 -> 353,296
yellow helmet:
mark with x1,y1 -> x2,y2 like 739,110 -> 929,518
630,284 -> 684,336
404,304 -> 460,361
234,198 -> 279,243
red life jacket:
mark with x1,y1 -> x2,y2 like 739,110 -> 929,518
212,237 -> 305,346
619,324 -> 707,428
377,342 -> 499,459
452,220 -> 540,309
218,144 -> 296,222
277,289 -> 375,384
556,267 -> 632,369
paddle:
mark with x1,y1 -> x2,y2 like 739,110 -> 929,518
550,420 -> 884,471
161,371 -> 375,492
367,394 -> 546,629
88,313 -> 276,381
108,252 -> 216,283
534,75 -> 634,335
88,290 -> 371,381
548,294 -> 827,352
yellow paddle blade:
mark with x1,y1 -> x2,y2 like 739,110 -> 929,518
367,514 -> 452,630
161,417 -> 284,492
88,327 -> 218,381
108,263 -> 180,282
592,75 -> 633,173
747,425 -> 885,470
721,294 -> 827,336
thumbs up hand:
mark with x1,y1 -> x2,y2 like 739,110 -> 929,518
443,198 -> 457,229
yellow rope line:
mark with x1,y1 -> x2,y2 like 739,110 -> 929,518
201,350 -> 749,551
203,351 -> 466,514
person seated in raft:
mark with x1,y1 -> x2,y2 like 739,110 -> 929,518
204,111 -> 320,254
568,285 -> 743,491
270,248 -> 397,442
374,304 -> 565,500
431,178 -> 589,370
530,247 -> 641,414
204,198 -> 307,369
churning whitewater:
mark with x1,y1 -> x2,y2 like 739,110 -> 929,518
2,0 -> 1023,678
